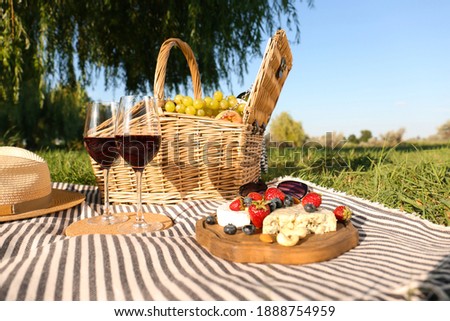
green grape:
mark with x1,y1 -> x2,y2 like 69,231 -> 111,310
204,107 -> 213,117
237,102 -> 246,113
213,91 -> 223,102
176,103 -> 186,114
164,101 -> 176,112
227,95 -> 238,108
219,99 -> 229,109
209,99 -> 220,110
185,105 -> 196,115
196,109 -> 206,117
182,96 -> 194,107
204,96 -> 213,106
193,98 -> 205,110
174,94 -> 184,105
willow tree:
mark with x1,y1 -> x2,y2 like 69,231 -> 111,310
1,0 -> 313,147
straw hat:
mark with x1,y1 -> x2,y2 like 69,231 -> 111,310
0,146 -> 85,222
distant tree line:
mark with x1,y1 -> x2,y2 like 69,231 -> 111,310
268,112 -> 450,148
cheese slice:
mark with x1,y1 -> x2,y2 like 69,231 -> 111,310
262,204 -> 337,235
216,202 -> 250,227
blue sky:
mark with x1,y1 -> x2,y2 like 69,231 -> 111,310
87,0 -> 450,139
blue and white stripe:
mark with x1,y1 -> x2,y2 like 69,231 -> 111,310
1,180 -> 449,300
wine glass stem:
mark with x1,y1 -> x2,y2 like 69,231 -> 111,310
135,170 -> 145,224
103,168 -> 111,218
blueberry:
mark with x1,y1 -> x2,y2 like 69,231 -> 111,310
304,203 -> 317,213
271,197 -> 283,208
284,195 -> 293,207
224,224 -> 237,235
242,224 -> 256,235
205,215 -> 216,225
243,196 -> 253,207
268,201 -> 277,212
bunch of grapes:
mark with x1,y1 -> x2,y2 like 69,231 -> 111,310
163,91 -> 246,118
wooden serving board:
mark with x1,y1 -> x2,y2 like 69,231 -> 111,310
195,218 -> 359,264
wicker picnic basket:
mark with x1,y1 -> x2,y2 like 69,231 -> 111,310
91,29 -> 293,205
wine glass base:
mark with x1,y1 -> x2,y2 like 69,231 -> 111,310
88,213 -> 129,226
118,220 -> 164,234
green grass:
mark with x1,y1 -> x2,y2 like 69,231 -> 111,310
38,143 -> 450,226
263,143 -> 450,226
37,149 -> 97,185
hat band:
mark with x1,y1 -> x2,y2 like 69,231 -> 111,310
0,194 -> 52,216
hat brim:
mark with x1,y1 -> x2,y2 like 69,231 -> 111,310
0,188 -> 85,222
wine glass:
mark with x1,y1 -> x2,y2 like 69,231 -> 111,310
115,95 -> 164,233
83,101 -> 129,225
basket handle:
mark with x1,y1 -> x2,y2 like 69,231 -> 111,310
154,38 -> 203,101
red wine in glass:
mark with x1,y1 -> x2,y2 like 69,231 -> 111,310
115,95 -> 164,234
84,137 -> 119,169
115,134 -> 161,171
83,101 -> 129,225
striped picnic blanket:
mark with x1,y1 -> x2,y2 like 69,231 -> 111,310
1,178 -> 449,300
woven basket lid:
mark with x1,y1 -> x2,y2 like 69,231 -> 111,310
0,147 -> 85,222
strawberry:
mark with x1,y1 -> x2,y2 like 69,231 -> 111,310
248,201 -> 271,228
301,192 -> 322,208
247,192 -> 263,201
333,205 -> 352,222
264,187 -> 286,202
229,197 -> 245,211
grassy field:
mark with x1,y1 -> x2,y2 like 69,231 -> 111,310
37,142 -> 450,226
263,142 -> 450,226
